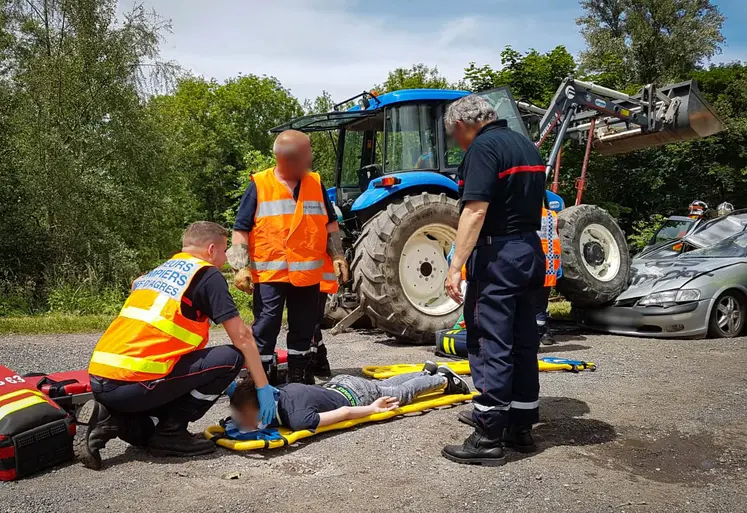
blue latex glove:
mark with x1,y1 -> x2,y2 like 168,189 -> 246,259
256,384 -> 279,426
446,242 -> 456,266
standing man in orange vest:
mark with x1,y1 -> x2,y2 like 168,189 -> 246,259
229,130 -> 348,384
76,222 -> 277,470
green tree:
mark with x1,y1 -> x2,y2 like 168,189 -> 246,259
303,91 -> 337,185
464,46 -> 576,104
376,63 -> 454,93
577,0 -> 726,86
150,75 -> 302,222
1,0 -> 189,301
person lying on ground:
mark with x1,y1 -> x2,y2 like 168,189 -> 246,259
229,362 -> 471,432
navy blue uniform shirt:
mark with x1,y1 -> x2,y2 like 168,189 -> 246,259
269,383 -> 349,431
180,267 -> 239,325
234,175 -> 337,232
458,120 -> 546,236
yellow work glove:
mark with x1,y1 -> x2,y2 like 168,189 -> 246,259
234,267 -> 254,294
333,256 -> 350,284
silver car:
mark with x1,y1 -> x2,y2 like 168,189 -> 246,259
580,230 -> 747,338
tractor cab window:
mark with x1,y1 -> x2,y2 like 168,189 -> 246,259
340,130 -> 365,187
445,136 -> 464,168
384,105 -> 438,173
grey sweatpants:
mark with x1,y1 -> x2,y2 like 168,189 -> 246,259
326,372 -> 447,406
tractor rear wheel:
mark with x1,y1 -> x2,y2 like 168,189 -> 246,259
556,205 -> 630,306
353,192 -> 461,344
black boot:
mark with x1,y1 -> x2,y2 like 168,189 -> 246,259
503,425 -> 537,453
311,344 -> 332,378
288,364 -> 314,384
540,333 -> 557,346
74,400 -> 121,470
442,429 -> 506,466
147,419 -> 216,457
456,413 -> 537,453
457,410 -> 477,428
437,366 -> 471,395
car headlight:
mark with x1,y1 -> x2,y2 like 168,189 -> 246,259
638,289 -> 701,306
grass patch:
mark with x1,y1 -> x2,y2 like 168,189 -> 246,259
549,300 -> 572,320
0,286 -> 260,335
0,313 -> 116,335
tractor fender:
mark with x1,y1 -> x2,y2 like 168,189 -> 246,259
546,190 -> 565,212
350,172 -> 458,212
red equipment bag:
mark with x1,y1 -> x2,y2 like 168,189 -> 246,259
0,365 -> 75,481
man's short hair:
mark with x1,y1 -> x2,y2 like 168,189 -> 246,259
444,94 -> 497,135
182,221 -> 229,248
229,379 -> 259,409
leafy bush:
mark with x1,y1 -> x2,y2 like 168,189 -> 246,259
628,214 -> 666,253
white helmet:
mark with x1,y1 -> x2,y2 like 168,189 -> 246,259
717,202 -> 734,216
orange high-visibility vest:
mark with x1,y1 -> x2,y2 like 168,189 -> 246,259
249,168 -> 328,286
540,207 -> 562,287
320,255 -> 339,294
88,253 -> 212,382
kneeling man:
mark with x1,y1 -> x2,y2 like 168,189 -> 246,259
77,221 -> 277,469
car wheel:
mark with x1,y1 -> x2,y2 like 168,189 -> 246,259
708,291 -> 746,338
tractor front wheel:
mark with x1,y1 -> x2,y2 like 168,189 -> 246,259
556,204 -> 630,306
352,192 -> 461,344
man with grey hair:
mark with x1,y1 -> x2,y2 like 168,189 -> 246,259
441,94 -> 547,466
229,130 -> 349,384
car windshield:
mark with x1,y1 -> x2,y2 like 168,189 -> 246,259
653,218 -> 694,244
685,213 -> 747,248
684,231 -> 747,258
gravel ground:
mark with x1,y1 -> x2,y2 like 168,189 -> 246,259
1,324 -> 747,513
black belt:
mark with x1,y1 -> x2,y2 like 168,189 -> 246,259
476,232 -> 536,246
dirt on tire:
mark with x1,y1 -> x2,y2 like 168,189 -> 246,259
352,192 -> 460,344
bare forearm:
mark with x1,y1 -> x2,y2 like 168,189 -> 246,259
317,405 -> 371,427
449,202 -> 487,272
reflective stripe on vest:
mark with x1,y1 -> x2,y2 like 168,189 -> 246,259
0,389 -> 48,421
320,254 -> 339,294
119,294 -> 203,347
540,208 -> 562,287
90,351 -> 170,375
249,168 -> 328,286
88,253 -> 212,382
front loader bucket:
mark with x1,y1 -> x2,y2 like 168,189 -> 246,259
593,80 -> 726,155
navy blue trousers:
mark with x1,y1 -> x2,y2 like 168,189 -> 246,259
91,346 -> 244,443
464,234 -> 546,439
252,282 -> 320,370
535,286 -> 552,336
313,292 -> 327,348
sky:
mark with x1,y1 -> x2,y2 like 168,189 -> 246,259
120,0 -> 747,102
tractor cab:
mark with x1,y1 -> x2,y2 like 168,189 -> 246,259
271,87 -> 529,221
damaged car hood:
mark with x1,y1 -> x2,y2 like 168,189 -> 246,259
618,257 -> 745,300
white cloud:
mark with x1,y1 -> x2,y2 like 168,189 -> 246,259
120,0 -> 583,102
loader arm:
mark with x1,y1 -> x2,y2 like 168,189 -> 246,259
519,76 -> 726,192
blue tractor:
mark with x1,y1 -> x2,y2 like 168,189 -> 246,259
271,79 -> 724,342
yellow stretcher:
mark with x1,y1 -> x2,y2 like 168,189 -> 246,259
362,357 -> 596,379
204,391 -> 475,451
